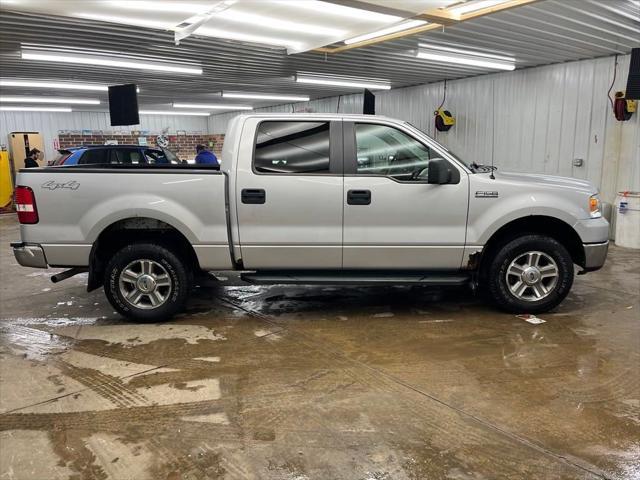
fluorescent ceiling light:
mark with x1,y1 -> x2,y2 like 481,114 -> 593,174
108,1 -> 210,13
449,0 -> 510,15
416,51 -> 515,70
286,1 -> 401,23
74,13 -> 172,29
0,79 -> 140,92
344,19 -> 427,45
140,110 -> 211,116
74,12 -> 303,50
295,74 -> 391,90
173,103 -> 253,110
216,10 -> 345,36
418,43 -> 515,61
0,96 -> 99,104
416,44 -> 515,70
222,92 -> 310,102
0,106 -> 72,112
21,50 -> 202,75
195,26 -> 303,50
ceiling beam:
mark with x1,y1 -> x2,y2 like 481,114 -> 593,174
414,10 -> 460,26
318,0 -> 415,18
314,0 -> 540,54
315,23 -> 442,53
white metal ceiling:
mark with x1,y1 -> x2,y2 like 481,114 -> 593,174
0,0 -> 637,111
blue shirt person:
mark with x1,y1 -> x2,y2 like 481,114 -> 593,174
194,144 -> 218,165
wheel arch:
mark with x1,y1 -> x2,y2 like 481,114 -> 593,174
88,217 -> 200,291
479,216 -> 585,275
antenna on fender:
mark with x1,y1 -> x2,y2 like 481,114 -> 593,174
490,154 -> 495,180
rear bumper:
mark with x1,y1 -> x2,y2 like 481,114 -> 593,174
11,242 -> 48,268
582,241 -> 609,272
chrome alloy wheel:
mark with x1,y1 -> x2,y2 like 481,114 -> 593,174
506,251 -> 559,302
118,259 -> 172,309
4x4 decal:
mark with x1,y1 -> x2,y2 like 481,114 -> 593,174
41,180 -> 80,191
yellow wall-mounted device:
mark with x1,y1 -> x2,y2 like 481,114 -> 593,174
434,108 -> 455,132
614,91 -> 636,121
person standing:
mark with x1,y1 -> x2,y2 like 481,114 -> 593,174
194,144 -> 218,166
24,148 -> 41,168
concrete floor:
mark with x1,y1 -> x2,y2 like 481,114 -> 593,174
0,215 -> 638,480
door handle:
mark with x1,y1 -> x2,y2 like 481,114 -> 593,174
347,189 -> 371,205
241,188 -> 266,204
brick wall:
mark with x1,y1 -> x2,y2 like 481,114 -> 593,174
58,132 -> 225,161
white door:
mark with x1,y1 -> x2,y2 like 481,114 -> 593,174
236,119 -> 343,269
343,122 -> 469,270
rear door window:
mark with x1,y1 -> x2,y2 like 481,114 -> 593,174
254,121 -> 331,174
78,149 -> 108,165
110,149 -> 144,164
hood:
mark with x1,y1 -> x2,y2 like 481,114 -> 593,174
494,171 -> 597,195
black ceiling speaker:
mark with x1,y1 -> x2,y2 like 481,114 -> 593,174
625,48 -> 640,100
108,84 -> 139,126
363,88 -> 375,115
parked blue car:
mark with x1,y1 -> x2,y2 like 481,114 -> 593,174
50,145 -> 178,166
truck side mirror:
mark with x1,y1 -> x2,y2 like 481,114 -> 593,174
427,158 -> 453,184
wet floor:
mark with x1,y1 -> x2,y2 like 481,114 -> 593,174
0,215 -> 638,480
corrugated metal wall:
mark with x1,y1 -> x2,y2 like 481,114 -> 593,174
210,54 -> 638,202
0,111 -> 208,162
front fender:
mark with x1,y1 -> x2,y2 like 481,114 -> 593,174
468,192 -> 584,245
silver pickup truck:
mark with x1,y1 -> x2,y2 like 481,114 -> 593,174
12,114 -> 609,321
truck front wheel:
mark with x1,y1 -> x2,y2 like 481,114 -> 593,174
104,243 -> 191,321
485,234 -> 574,313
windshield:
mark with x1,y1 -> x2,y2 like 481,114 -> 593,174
403,121 -> 472,169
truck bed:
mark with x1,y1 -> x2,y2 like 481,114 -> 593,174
15,166 -> 232,269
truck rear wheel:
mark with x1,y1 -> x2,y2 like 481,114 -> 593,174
484,234 -> 574,313
104,243 -> 190,321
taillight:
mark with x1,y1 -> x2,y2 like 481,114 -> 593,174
15,186 -> 39,224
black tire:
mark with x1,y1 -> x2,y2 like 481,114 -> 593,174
104,243 -> 191,321
484,234 -> 574,314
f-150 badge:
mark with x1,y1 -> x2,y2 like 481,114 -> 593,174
41,180 -> 80,191
475,191 -> 499,198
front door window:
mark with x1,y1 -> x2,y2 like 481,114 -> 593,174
355,123 -> 432,181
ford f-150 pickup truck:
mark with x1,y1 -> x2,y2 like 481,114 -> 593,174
12,114 -> 610,321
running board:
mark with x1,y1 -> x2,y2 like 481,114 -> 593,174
240,271 -> 471,286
